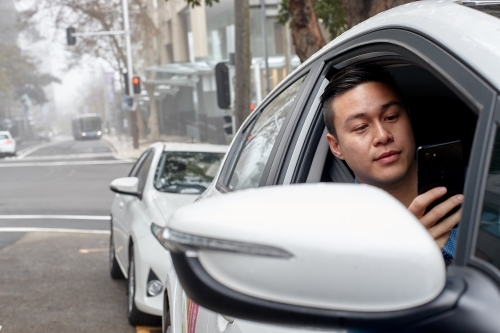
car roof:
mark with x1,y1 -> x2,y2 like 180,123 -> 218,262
161,142 -> 229,154
292,1 -> 500,90
0,131 -> 12,136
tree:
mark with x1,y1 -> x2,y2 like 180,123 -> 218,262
0,42 -> 59,105
278,0 -> 414,62
18,0 -> 158,74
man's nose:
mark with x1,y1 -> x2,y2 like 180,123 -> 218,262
373,122 -> 393,145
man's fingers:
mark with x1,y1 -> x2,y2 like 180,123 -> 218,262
421,194 -> 464,228
409,187 -> 447,218
429,208 -> 462,240
436,231 -> 452,250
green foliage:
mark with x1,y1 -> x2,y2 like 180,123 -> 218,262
277,0 -> 346,40
0,42 -> 60,105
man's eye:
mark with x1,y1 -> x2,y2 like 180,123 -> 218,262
354,125 -> 368,132
386,115 -> 399,121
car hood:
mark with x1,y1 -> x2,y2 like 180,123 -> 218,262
151,191 -> 198,227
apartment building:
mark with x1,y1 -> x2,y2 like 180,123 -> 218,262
133,0 -> 299,144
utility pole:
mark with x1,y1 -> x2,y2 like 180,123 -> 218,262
66,0 -> 138,149
260,0 -> 271,95
234,0 -> 251,130
121,0 -> 138,149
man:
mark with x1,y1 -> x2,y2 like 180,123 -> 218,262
321,66 -> 462,263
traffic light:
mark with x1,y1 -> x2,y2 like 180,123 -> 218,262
132,76 -> 141,94
66,27 -> 76,45
215,62 -> 231,109
222,114 -> 233,135
123,72 -> 130,95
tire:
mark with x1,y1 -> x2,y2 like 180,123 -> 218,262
109,227 -> 125,279
127,246 -> 161,326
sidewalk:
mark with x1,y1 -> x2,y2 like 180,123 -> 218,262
101,134 -> 194,160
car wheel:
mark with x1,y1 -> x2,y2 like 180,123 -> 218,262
127,246 -> 161,326
109,227 -> 124,279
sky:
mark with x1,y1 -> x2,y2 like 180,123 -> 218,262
16,0 -> 115,116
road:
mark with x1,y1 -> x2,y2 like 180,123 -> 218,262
0,137 -> 159,333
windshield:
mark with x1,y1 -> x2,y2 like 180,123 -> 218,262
79,117 -> 101,131
154,151 -> 225,194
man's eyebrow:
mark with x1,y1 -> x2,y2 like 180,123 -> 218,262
381,100 -> 404,110
343,100 -> 404,124
344,112 -> 367,124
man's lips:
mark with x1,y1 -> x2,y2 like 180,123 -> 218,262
374,150 -> 400,163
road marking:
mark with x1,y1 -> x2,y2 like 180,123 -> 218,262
0,215 -> 110,220
2,152 -> 115,161
79,248 -> 108,254
0,159 -> 134,167
136,327 -> 162,333
0,227 -> 109,234
16,139 -> 72,159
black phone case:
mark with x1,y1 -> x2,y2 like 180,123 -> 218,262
417,140 -> 464,223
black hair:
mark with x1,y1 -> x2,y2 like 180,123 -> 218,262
321,66 -> 405,137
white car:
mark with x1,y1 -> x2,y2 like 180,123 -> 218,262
108,142 -> 227,326
0,131 -> 16,157
153,2 -> 500,333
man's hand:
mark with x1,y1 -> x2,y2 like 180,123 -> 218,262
408,187 -> 463,249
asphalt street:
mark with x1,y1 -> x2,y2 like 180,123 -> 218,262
0,137 -> 159,332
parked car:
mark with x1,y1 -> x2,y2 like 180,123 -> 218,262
108,142 -> 228,326
0,131 -> 16,157
150,2 -> 500,333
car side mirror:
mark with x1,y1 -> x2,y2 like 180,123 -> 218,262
110,177 -> 140,198
153,183 -> 453,331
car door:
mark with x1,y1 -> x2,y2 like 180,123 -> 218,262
274,29 -> 500,331
121,148 -> 155,268
114,149 -> 154,267
178,70 -> 317,333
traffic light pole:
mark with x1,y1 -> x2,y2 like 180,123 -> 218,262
121,0 -> 138,149
67,0 -> 138,149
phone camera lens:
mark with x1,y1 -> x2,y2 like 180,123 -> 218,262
425,153 -> 432,160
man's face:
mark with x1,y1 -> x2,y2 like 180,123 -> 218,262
326,81 -> 415,187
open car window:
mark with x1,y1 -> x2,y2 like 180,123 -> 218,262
304,63 -> 478,186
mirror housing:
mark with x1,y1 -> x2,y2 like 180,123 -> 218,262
156,184 -> 455,331
110,177 -> 140,198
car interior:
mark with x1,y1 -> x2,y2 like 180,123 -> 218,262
304,59 -> 478,185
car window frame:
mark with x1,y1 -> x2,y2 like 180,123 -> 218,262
469,98 -> 500,284
274,28 -> 497,269
215,64 -> 314,193
128,150 -> 151,177
135,149 -> 155,197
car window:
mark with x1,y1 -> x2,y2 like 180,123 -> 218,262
0,134 -> 8,139
227,75 -> 307,191
154,151 -> 225,194
476,126 -> 500,270
136,150 -> 155,195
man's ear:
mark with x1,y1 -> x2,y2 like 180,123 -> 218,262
326,133 -> 344,160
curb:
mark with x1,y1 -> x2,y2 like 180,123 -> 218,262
100,135 -> 119,155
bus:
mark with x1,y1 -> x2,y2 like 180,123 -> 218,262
72,114 -> 102,140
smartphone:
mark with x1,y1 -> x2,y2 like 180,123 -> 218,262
417,140 -> 464,226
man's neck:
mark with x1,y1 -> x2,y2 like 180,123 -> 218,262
379,161 -> 418,207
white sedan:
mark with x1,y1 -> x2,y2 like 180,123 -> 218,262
0,131 -> 16,157
108,142 -> 227,326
